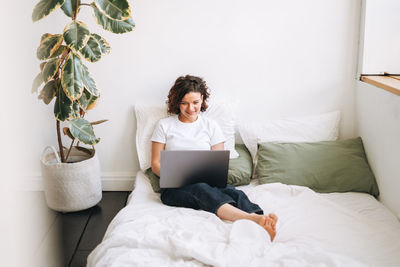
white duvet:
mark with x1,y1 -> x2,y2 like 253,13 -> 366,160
87,171 -> 400,267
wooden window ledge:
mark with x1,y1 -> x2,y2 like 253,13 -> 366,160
360,75 -> 400,96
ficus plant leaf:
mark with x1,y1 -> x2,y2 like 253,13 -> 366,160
63,21 -> 90,51
92,3 -> 135,34
80,35 -> 102,62
72,101 -> 81,118
61,0 -> 81,17
38,79 -> 57,104
32,72 -> 44,93
37,34 -> 63,60
61,53 -> 84,100
42,58 -> 61,82
49,45 -> 67,59
69,118 -> 100,145
54,80 -> 74,121
41,33 -> 51,41
92,34 -> 111,55
95,0 -> 131,21
74,146 -> 93,155
32,0 -> 65,22
62,127 -> 75,140
81,63 -> 99,96
32,0 -> 134,162
90,119 -> 108,125
40,62 -> 47,71
78,89 -> 99,111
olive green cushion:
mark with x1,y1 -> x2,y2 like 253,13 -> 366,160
145,144 -> 253,193
145,168 -> 162,193
227,144 -> 253,186
256,137 -> 379,197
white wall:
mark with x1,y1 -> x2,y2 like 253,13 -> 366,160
354,0 -> 400,218
355,81 -> 400,218
19,0 -> 361,189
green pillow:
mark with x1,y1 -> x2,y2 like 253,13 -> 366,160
145,168 -> 162,193
256,137 -> 379,197
145,144 -> 253,193
227,144 -> 253,186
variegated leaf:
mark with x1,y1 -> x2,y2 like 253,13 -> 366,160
43,58 -> 60,82
32,0 -> 65,22
75,146 -> 93,155
61,0 -> 81,17
95,0 -> 130,21
40,62 -> 47,71
69,118 -> 100,145
80,35 -> 102,62
81,63 -> 99,96
61,53 -> 84,100
32,72 -> 44,93
91,119 -> 108,125
37,34 -> 63,60
78,89 -> 99,111
54,81 -> 73,121
92,3 -> 135,34
38,79 -> 57,104
49,45 -> 67,59
63,21 -> 90,51
86,96 -> 99,110
72,101 -> 80,118
91,33 -> 110,55
62,127 -> 75,140
41,33 -> 51,41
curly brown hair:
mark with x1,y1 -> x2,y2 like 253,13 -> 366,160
167,75 -> 210,114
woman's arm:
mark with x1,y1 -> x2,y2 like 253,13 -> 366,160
151,141 -> 166,176
211,142 -> 224,150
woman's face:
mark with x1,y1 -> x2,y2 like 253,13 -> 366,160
178,92 -> 203,123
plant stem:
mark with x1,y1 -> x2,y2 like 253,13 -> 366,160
56,49 -> 70,77
65,138 -> 75,162
56,120 -> 66,162
73,0 -> 80,20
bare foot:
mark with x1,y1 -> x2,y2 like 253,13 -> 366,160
257,216 -> 276,242
268,213 -> 278,231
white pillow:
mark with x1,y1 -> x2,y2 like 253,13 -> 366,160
202,103 -> 239,159
135,103 -> 239,171
135,104 -> 168,171
238,111 -> 341,162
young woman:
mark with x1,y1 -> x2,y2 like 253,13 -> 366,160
151,75 -> 278,241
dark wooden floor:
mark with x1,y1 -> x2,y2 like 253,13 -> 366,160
60,191 -> 129,267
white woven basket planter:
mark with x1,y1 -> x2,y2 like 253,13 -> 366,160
41,146 -> 102,212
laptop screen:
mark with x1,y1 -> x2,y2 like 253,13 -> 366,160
160,150 -> 230,188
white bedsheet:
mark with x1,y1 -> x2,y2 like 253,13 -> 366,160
87,171 -> 400,267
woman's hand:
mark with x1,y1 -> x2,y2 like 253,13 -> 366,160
211,142 -> 224,151
151,141 -> 166,176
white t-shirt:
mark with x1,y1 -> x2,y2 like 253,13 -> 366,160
151,114 -> 226,150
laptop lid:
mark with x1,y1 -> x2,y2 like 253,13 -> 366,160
160,150 -> 230,188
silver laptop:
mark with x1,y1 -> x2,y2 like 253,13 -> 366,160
160,150 -> 230,188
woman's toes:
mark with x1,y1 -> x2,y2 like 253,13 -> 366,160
265,223 -> 276,241
269,213 -> 278,223
258,216 -> 276,241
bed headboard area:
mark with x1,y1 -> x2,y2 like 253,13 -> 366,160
134,104 -> 379,199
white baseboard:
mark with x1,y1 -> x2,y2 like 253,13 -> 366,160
22,172 -> 136,191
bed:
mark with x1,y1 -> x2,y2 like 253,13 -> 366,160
87,105 -> 400,266
87,171 -> 400,266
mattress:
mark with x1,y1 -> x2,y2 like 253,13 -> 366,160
87,171 -> 400,267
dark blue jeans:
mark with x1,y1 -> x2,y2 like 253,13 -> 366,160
161,183 -> 263,215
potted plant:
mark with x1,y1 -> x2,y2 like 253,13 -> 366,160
31,0 -> 134,212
